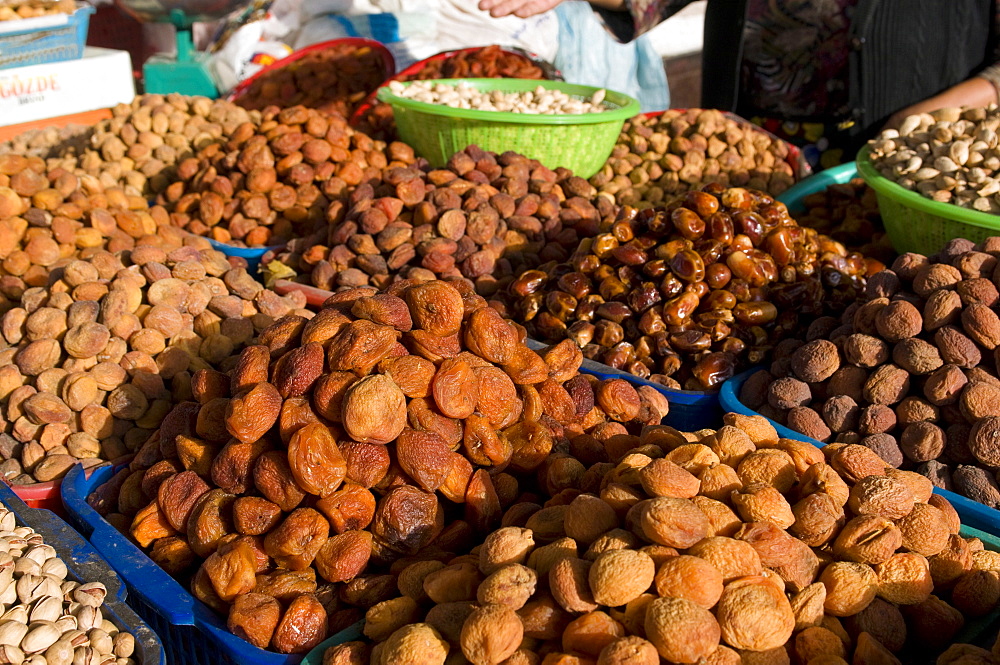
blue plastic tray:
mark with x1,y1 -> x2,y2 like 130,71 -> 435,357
525,339 -> 721,431
0,480 -> 165,665
721,368 -> 1000,537
0,4 -> 93,70
775,162 -> 859,215
207,238 -> 283,274
62,464 -> 358,665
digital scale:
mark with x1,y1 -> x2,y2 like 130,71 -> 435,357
113,0 -> 249,97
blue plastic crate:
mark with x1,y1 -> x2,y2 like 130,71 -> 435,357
721,368 -> 1000,537
0,480 -> 165,665
62,464 -> 342,665
525,338 -> 722,430
0,4 -> 94,70
775,162 -> 859,215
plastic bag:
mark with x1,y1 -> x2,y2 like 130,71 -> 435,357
209,6 -> 296,93
553,1 -> 669,113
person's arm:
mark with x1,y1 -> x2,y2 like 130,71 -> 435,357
884,73 -> 999,129
478,0 -> 693,42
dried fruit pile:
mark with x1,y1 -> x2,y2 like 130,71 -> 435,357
81,95 -> 259,198
796,177 -> 896,267
499,184 -> 869,391
87,279 -> 668,654
265,145 -> 616,297
739,236 -> 1000,509
937,637 -> 1000,664
0,245 -> 305,485
334,413 -> 998,665
0,153 -> 198,291
354,46 -> 551,142
233,42 -> 390,118
5,95 -> 260,200
590,109 -> 801,208
155,105 -> 415,248
0,122 -> 92,162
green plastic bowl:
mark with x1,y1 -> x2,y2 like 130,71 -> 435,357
857,144 -> 1000,255
375,78 -> 640,178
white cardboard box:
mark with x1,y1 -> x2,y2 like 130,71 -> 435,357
0,47 -> 135,127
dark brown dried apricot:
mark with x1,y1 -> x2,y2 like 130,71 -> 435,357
157,471 -> 211,533
254,450 -> 307,512
233,496 -> 282,536
187,488 -> 236,558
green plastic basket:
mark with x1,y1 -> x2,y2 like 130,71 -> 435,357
857,145 -> 1000,255
375,78 -> 640,179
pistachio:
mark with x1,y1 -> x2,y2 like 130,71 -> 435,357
0,643 -> 25,665
53,616 -> 76,634
71,645 -> 94,665
869,106 -> 1000,211
0,607 -> 28,625
0,620 -> 28,647
86,630 -> 111,656
13,559 -> 40,578
21,621 -> 61,654
110,633 -> 132,659
40,560 -> 66,580
27,597 -> 61,624
71,607 -> 99,632
43,638 -> 73,665
71,585 -> 105,609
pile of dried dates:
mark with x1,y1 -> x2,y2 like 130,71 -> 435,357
496,184 -> 871,391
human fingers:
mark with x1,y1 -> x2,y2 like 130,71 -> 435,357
513,0 -> 564,17
478,0 -> 560,18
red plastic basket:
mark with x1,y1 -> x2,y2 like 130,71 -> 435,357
229,37 -> 395,104
7,479 -> 63,515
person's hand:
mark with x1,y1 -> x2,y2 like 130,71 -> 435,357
477,0 -> 566,18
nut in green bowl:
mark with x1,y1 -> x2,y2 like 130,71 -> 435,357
857,145 -> 1000,256
376,78 -> 640,179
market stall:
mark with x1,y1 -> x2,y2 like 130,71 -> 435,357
5,1 -> 1000,664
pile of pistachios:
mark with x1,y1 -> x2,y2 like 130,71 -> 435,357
0,508 -> 137,664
